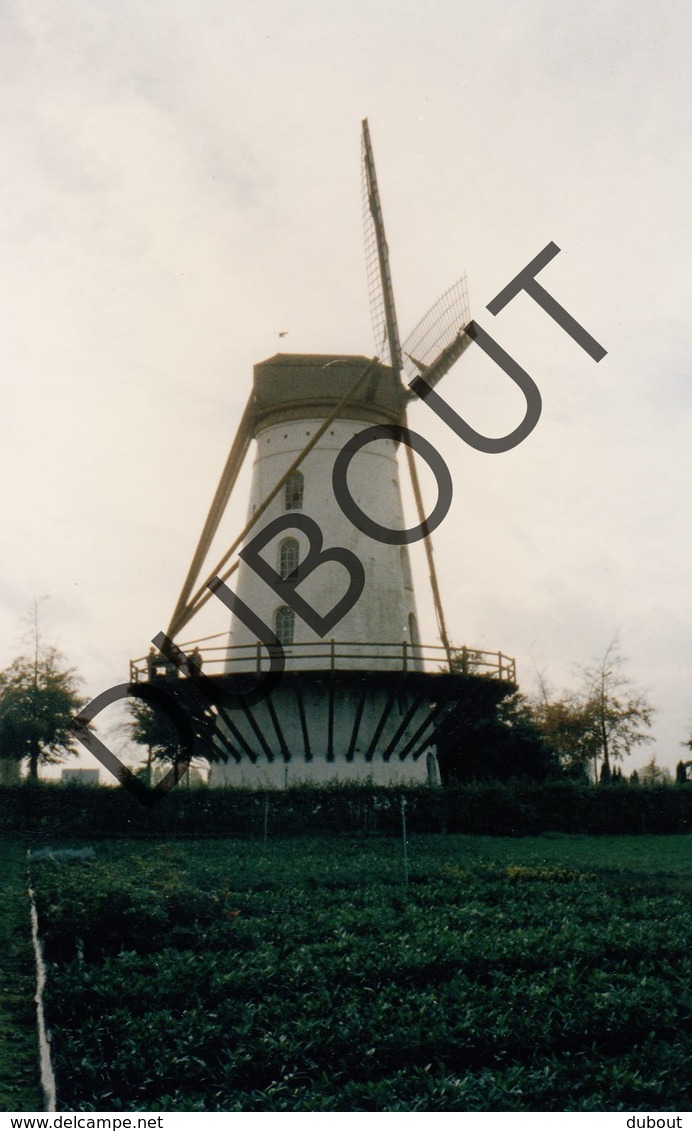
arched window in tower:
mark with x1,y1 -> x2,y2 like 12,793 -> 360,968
275,605 -> 295,647
285,470 -> 304,511
279,537 -> 300,579
408,612 -> 420,647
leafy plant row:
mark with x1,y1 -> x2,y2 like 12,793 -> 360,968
32,837 -> 692,1112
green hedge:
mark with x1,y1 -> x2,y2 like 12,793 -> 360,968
1,780 -> 691,839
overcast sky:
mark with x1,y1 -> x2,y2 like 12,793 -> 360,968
2,0 -> 691,776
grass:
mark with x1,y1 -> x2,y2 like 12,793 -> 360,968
27,834 -> 692,1112
0,840 -> 43,1112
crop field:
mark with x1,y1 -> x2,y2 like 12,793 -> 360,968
28,835 -> 692,1112
0,841 -> 43,1110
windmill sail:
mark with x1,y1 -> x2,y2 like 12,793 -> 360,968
361,120 -> 464,667
362,120 -> 472,392
402,276 -> 472,391
361,119 -> 403,375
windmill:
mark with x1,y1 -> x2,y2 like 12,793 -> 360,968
131,119 -> 516,788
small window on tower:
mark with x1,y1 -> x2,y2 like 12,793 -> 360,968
408,612 -> 420,646
285,470 -> 304,511
279,537 -> 300,579
275,605 -> 295,646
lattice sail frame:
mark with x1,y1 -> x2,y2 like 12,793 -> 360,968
401,276 -> 470,382
362,129 -> 393,366
362,125 -> 470,381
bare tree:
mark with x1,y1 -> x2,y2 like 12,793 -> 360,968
636,756 -> 671,785
579,637 -> 654,780
530,641 -> 654,781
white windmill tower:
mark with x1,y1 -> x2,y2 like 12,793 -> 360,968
135,120 -> 516,787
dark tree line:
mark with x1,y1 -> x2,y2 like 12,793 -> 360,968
437,640 -> 657,785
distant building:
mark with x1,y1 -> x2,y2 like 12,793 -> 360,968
61,768 -> 100,786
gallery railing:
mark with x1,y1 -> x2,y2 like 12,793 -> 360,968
130,639 -> 516,684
